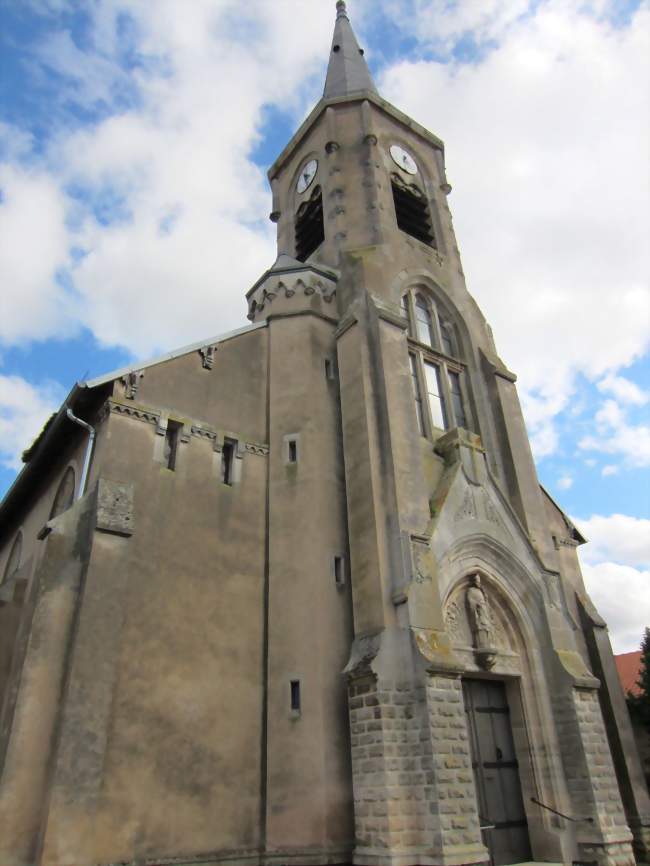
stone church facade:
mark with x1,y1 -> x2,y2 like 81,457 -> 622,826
0,4 -> 648,866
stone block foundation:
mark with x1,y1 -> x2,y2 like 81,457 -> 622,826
554,686 -> 635,866
348,672 -> 488,866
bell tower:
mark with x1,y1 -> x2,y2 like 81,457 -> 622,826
257,0 -> 556,569
252,3 -> 646,866
254,0 -> 558,644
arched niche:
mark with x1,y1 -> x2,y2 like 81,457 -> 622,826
439,541 -> 570,863
2,531 -> 23,585
49,465 -> 76,520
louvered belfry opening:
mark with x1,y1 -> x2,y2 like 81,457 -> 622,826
295,185 -> 325,261
391,174 -> 436,248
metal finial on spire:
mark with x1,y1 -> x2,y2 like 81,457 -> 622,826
336,1 -> 348,19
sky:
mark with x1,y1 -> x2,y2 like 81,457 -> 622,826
0,0 -> 648,653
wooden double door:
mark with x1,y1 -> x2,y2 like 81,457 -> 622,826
463,679 -> 532,866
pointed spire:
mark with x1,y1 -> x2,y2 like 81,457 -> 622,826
324,1 -> 377,100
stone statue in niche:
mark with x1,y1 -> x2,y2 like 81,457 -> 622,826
466,574 -> 497,669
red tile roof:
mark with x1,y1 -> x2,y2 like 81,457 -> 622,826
615,651 -> 642,696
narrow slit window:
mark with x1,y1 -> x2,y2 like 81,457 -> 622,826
221,439 -> 236,485
334,556 -> 345,586
424,361 -> 448,430
449,371 -> 467,429
392,178 -> 436,247
290,680 -> 301,712
295,185 -> 324,261
164,422 -> 181,471
325,358 -> 333,380
409,354 -> 426,436
288,439 -> 298,464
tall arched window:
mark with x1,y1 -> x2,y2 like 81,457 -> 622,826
440,321 -> 455,357
2,532 -> 22,585
414,294 -> 434,346
50,466 -> 76,519
401,289 -> 469,438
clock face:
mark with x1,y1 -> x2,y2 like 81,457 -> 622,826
390,144 -> 418,175
296,159 -> 318,194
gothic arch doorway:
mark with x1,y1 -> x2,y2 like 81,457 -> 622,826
440,561 -> 564,866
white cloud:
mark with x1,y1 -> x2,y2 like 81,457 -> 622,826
601,464 -> 619,476
378,1 -> 650,457
574,513 -> 650,568
581,561 -> 650,654
0,163 -> 73,344
597,373 -> 648,406
0,0 -> 341,355
556,475 -> 573,490
579,398 -> 650,467
575,513 -> 650,653
0,375 -> 64,470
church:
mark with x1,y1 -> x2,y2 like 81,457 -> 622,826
0,4 -> 648,866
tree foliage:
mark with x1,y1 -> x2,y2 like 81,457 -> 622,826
627,627 -> 650,731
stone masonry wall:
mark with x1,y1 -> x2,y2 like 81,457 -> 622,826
348,674 -> 431,853
424,673 -> 487,864
348,673 -> 487,864
554,687 -> 635,866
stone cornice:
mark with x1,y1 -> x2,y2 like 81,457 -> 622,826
106,399 -> 269,456
334,313 -> 358,340
268,92 -> 445,181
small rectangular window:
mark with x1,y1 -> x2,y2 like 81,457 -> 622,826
325,358 -> 334,380
288,439 -> 298,464
334,556 -> 345,586
290,680 -> 301,712
221,439 -> 236,485
164,421 -> 181,470
449,371 -> 467,429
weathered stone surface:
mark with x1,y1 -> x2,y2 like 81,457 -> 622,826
95,478 -> 134,536
0,5 -> 642,866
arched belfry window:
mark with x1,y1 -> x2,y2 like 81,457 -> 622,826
2,532 -> 22,585
391,174 -> 436,248
295,185 -> 324,262
401,289 -> 469,437
50,466 -> 76,519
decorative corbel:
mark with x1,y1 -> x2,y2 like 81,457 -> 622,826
121,370 -> 144,399
199,345 -> 217,370
155,413 -> 169,436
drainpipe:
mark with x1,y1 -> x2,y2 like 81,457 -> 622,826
66,408 -> 96,500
